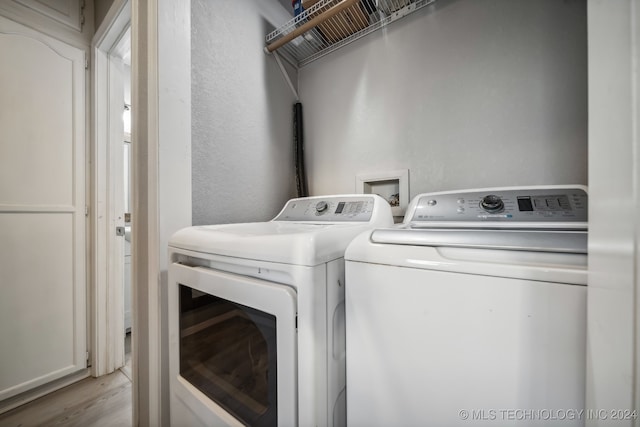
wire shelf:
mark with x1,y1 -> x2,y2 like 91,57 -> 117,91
265,0 -> 437,68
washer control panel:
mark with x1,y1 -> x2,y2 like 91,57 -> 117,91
409,187 -> 588,223
274,196 -> 377,222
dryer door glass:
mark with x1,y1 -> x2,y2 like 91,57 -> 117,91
179,284 -> 278,427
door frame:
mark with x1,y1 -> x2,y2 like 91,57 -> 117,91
90,0 -> 130,379
132,0 -> 193,424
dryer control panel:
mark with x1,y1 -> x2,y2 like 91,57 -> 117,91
274,195 -> 379,222
408,186 -> 588,225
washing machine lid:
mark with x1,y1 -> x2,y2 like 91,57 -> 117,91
345,229 -> 588,284
370,228 -> 588,254
169,194 -> 394,266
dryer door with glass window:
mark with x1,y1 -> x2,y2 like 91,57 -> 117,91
169,263 -> 297,427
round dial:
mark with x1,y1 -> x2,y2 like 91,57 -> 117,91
315,201 -> 329,213
480,195 -> 504,213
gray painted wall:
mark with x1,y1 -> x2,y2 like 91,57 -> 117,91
191,0 -> 298,225
299,0 -> 588,201
94,0 -> 115,30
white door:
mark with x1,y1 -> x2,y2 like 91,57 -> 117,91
0,16 -> 87,400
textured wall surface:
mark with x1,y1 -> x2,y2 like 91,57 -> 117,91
299,0 -> 588,200
191,0 -> 297,225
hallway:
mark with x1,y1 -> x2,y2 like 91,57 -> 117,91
0,370 -> 131,427
0,335 -> 132,427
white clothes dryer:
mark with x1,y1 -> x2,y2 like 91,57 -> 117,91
344,186 -> 588,427
167,195 -> 393,427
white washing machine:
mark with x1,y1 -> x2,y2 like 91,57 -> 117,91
344,186 -> 588,427
167,195 -> 393,427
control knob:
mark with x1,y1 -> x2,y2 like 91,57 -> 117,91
315,201 -> 329,213
480,195 -> 504,213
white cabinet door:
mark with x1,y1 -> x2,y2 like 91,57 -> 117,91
13,0 -> 84,31
0,15 -> 87,401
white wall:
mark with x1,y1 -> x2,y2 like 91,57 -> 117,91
191,0 -> 298,226
299,0 -> 587,199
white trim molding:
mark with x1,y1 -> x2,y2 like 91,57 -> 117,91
132,0 -> 192,425
586,0 -> 640,422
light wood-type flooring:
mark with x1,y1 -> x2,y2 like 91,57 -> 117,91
0,335 -> 133,427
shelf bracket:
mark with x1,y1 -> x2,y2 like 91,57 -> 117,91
272,51 -> 299,101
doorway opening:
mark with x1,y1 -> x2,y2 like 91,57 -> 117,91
107,24 -> 134,382
122,59 -> 133,381
91,0 -> 134,410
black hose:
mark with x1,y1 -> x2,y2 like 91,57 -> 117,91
294,102 -> 309,197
